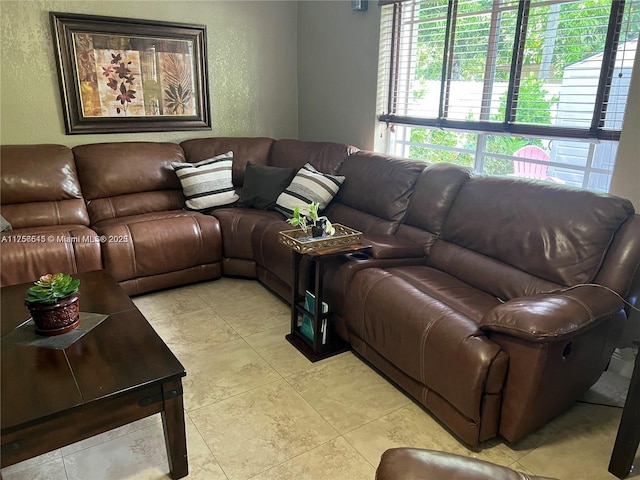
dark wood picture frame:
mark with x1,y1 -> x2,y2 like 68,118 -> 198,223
51,12 -> 211,134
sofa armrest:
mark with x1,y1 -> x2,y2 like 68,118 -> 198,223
363,233 -> 424,260
479,285 -> 624,342
376,448 -> 558,480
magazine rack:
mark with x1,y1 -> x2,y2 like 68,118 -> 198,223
280,229 -> 369,361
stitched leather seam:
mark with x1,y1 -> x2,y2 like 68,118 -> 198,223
422,385 -> 430,405
623,259 -> 640,298
419,312 -> 446,384
559,294 -> 594,320
65,228 -> 77,273
193,216 -> 204,264
108,198 -> 116,220
358,272 -> 390,341
124,224 -> 137,278
482,305 -> 621,338
53,201 -> 61,225
231,214 -> 241,256
232,214 -> 241,236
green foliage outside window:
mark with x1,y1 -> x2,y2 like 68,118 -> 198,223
409,74 -> 557,174
409,128 -> 475,167
414,0 -> 619,83
484,74 -> 558,174
402,0 -> 638,174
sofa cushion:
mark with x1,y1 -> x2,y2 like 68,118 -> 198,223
323,152 -> 426,235
345,265 -> 504,424
74,142 -> 184,200
180,137 -> 275,187
269,139 -> 357,175
1,144 -> 82,204
1,144 -> 90,228
394,164 -> 471,255
0,225 -> 102,287
426,240 -> 562,301
238,163 -> 297,210
172,152 -> 239,211
398,163 -> 472,242
93,211 -> 222,283
73,142 -> 185,223
253,217 -> 304,289
212,207 -> 283,260
275,163 -> 345,217
439,176 -> 635,287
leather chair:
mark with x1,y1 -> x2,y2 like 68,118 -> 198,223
0,144 -> 102,287
376,448 -> 558,480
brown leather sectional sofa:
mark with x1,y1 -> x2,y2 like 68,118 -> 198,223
2,138 -> 639,447
375,448 -> 558,479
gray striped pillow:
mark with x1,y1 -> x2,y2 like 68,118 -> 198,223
172,151 -> 239,210
275,163 -> 345,217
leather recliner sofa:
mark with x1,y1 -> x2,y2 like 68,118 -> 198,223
1,138 -> 639,448
1,142 -> 222,295
0,145 -> 102,284
375,448 -> 558,479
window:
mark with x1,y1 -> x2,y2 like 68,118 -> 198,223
377,0 -> 639,192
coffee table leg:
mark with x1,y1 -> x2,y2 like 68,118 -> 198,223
161,379 -> 188,479
609,341 -> 640,478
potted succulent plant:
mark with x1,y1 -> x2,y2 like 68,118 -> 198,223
287,202 -> 336,238
25,273 -> 81,336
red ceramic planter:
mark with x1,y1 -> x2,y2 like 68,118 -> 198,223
25,293 -> 81,336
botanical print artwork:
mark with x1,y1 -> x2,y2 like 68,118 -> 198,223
73,34 -> 101,117
157,52 -> 196,116
74,34 -> 98,83
94,49 -> 145,117
54,13 -> 209,133
73,35 -> 197,118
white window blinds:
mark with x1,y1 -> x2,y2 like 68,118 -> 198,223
378,0 -> 639,141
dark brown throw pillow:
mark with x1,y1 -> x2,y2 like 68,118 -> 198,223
238,162 -> 297,210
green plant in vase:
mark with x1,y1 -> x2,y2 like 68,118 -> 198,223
26,273 -> 80,304
287,202 -> 335,237
25,273 -> 81,336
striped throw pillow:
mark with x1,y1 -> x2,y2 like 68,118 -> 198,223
172,152 -> 239,210
275,163 -> 345,217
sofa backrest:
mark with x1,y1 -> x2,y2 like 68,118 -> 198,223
324,152 -> 426,235
397,163 -> 472,253
593,213 -> 640,307
181,137 -> 275,187
269,139 -> 357,175
73,142 -> 185,224
427,175 -> 635,300
0,144 -> 90,228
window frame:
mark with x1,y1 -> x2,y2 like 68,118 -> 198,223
378,0 -> 632,142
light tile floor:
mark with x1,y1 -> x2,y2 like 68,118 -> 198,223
2,277 -> 637,480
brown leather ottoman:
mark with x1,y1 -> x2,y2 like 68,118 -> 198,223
376,448 -> 558,480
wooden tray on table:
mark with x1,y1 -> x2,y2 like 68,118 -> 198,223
278,224 -> 362,254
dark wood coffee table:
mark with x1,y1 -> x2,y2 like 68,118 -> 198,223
0,270 -> 188,479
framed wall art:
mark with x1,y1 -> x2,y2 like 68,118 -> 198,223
51,12 -> 211,134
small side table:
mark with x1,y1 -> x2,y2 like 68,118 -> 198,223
609,338 -> 640,478
285,243 -> 370,362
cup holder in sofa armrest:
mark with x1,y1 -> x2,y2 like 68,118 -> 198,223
363,233 -> 425,260
348,252 -> 371,261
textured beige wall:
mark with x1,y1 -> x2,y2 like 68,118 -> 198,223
0,0 -> 298,147
297,0 -> 381,150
